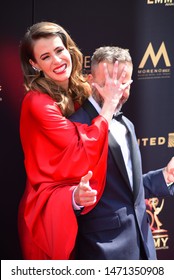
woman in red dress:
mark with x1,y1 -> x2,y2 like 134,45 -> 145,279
18,21 -> 131,259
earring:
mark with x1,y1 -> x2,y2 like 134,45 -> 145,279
32,66 -> 40,72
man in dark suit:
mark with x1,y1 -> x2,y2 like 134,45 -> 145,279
69,46 -> 174,260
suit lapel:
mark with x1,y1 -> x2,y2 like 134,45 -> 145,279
121,118 -> 141,199
82,99 -> 99,119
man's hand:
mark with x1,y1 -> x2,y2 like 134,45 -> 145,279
163,157 -> 174,184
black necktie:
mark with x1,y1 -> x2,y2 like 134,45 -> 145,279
112,112 -> 123,121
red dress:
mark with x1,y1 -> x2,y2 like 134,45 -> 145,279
18,90 -> 108,259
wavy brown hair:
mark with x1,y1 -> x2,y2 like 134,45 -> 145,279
19,21 -> 91,116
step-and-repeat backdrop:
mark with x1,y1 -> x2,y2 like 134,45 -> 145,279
1,0 -> 174,259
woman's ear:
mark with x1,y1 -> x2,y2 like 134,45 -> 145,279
29,59 -> 40,71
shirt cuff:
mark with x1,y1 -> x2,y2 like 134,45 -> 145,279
72,188 -> 84,210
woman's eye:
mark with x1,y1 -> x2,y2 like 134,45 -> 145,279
56,48 -> 63,54
42,55 -> 49,60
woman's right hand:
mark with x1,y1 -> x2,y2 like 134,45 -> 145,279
93,61 -> 132,122
74,171 -> 97,207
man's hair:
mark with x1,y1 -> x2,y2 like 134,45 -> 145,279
91,46 -> 132,74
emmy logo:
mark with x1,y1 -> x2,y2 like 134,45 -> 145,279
146,198 -> 169,249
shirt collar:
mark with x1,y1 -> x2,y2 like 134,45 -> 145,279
88,96 -> 123,117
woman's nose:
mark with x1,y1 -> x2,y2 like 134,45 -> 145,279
52,55 -> 61,63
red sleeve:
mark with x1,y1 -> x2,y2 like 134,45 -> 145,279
19,91 -> 108,259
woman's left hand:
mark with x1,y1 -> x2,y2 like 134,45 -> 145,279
74,171 -> 97,207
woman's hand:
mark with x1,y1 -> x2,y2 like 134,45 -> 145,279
92,61 -> 132,109
93,61 -> 133,123
74,171 -> 97,207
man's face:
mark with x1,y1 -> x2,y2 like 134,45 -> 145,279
89,61 -> 133,110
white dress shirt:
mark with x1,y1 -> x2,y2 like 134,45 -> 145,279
89,96 -> 133,188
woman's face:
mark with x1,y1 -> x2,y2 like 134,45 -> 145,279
30,35 -> 72,90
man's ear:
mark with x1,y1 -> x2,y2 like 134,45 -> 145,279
87,73 -> 94,85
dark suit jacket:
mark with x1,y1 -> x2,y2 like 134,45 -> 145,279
69,100 -> 170,260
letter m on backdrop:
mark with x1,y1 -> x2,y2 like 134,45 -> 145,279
139,42 -> 171,68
